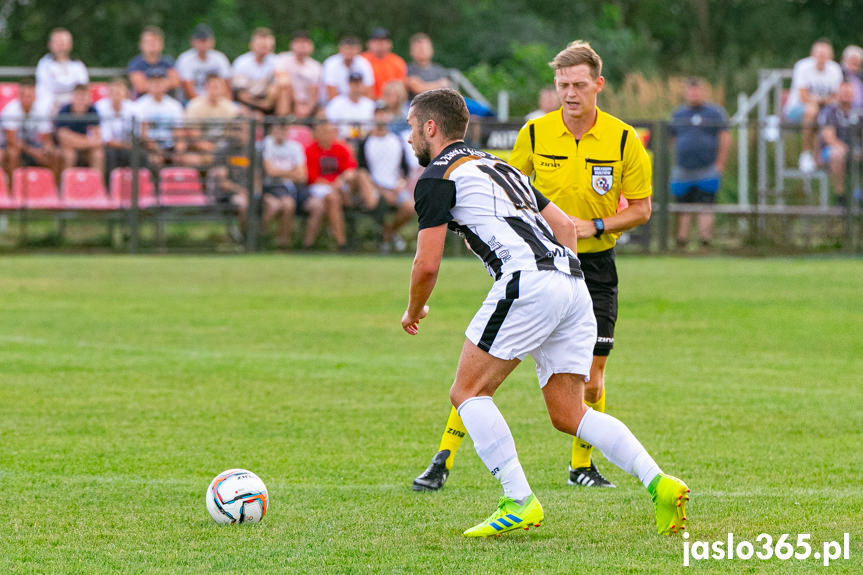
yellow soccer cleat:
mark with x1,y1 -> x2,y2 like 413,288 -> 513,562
463,493 -> 544,538
648,473 -> 690,535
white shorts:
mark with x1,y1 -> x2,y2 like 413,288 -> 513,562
308,183 -> 333,199
465,270 -> 596,388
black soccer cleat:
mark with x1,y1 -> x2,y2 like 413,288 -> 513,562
568,460 -> 616,488
412,450 -> 450,491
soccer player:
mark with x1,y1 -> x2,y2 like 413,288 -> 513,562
401,88 -> 688,537
413,41 -> 652,491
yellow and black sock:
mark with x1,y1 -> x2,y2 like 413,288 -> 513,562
437,406 -> 467,469
570,387 -> 606,469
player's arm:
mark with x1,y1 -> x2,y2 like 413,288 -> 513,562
539,199 -> 578,255
402,224 -> 446,335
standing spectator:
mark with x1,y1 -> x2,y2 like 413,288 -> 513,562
35,28 -> 89,112
2,79 -> 58,179
128,26 -> 180,98
262,123 -> 324,249
669,77 -> 731,248
56,84 -> 104,179
232,28 -> 291,116
405,33 -> 450,99
357,107 -> 414,252
275,30 -> 321,119
525,87 -> 560,121
784,39 -> 843,172
325,72 -> 376,140
95,78 -> 135,187
133,69 -> 186,167
817,81 -> 860,206
362,28 -> 407,100
175,24 -> 232,102
321,36 -> 374,101
840,45 -> 863,110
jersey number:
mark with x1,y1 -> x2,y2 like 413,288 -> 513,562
478,162 -> 538,212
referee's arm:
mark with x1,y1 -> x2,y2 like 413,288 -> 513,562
508,122 -> 535,178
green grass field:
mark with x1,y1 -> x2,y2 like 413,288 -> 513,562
1,254 -> 861,574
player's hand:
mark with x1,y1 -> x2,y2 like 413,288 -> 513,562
401,305 -> 429,335
572,217 -> 596,239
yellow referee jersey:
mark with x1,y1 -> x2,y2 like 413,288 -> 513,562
509,107 -> 652,253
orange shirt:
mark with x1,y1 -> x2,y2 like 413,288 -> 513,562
362,52 -> 407,99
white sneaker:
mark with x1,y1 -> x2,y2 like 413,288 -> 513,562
392,234 -> 407,252
798,151 -> 816,173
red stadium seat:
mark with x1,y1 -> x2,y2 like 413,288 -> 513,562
61,168 -> 118,209
157,167 -> 207,206
0,82 -> 19,113
12,168 -> 61,209
90,82 -> 110,103
0,172 -> 15,209
110,168 -> 157,208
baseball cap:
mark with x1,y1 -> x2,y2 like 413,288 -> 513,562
348,71 -> 364,82
370,28 -> 390,40
146,67 -> 167,79
191,24 -> 214,40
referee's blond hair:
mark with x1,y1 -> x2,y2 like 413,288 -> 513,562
550,41 -> 603,79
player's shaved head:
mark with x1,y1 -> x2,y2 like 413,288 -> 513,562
550,40 -> 602,80
409,88 -> 469,141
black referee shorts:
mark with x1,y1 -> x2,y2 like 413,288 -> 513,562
578,248 -> 618,357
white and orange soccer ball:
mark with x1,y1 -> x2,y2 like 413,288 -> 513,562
205,469 -> 269,524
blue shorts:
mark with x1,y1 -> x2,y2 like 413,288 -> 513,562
670,165 -> 720,202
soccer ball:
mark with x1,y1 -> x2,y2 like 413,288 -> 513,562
205,468 -> 269,524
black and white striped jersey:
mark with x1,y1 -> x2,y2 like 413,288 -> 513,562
414,142 -> 583,281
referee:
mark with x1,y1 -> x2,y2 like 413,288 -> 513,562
413,40 -> 652,491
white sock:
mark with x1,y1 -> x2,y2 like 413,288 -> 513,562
576,408 -> 662,488
457,396 -> 532,502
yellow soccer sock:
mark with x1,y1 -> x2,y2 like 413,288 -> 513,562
438,406 -> 467,469
570,387 -> 606,469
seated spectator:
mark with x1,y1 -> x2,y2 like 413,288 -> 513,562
176,24 -> 232,102
525,87 -> 560,121
262,122 -> 324,249
817,81 -> 860,206
128,26 -> 180,98
275,30 -> 321,119
305,114 -> 371,249
321,36 -> 374,101
325,72 -> 376,140
362,28 -> 406,100
405,33 -> 450,99
56,84 -> 104,179
381,79 -> 409,127
95,77 -> 135,187
784,39 -> 843,172
840,45 -> 863,110
2,79 -> 59,180
232,27 -> 291,117
357,106 -> 414,252
35,27 -> 89,112
133,68 -> 186,167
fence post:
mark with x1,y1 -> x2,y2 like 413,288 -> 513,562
244,117 -> 259,253
653,120 -> 670,252
129,119 -> 141,254
846,120 -> 860,253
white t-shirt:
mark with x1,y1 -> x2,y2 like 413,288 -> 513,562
133,94 -> 184,146
361,132 -> 407,189
262,135 -> 306,185
1,99 -> 54,147
277,52 -> 321,105
95,98 -> 136,143
35,54 -> 89,110
232,52 -> 276,97
325,94 -> 375,138
321,54 -> 374,98
176,49 -> 233,96
786,57 -> 844,111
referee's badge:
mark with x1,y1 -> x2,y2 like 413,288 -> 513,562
591,166 -> 613,195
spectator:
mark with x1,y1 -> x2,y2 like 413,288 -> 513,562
95,77 -> 135,187
35,28 -> 89,111
56,84 -> 104,179
325,72 -> 376,140
784,39 -> 843,173
817,81 -> 860,206
2,79 -> 59,179
128,26 -> 180,98
305,114 -> 369,249
186,73 -> 240,121
381,79 -> 409,127
357,106 -> 414,252
275,30 -> 321,119
840,45 -> 863,110
176,24 -> 232,102
405,33 -> 450,99
669,77 -> 731,248
321,36 -> 374,101
232,27 -> 291,116
262,122 -> 324,249
132,68 -> 186,167
362,28 -> 407,100
525,86 -> 560,121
